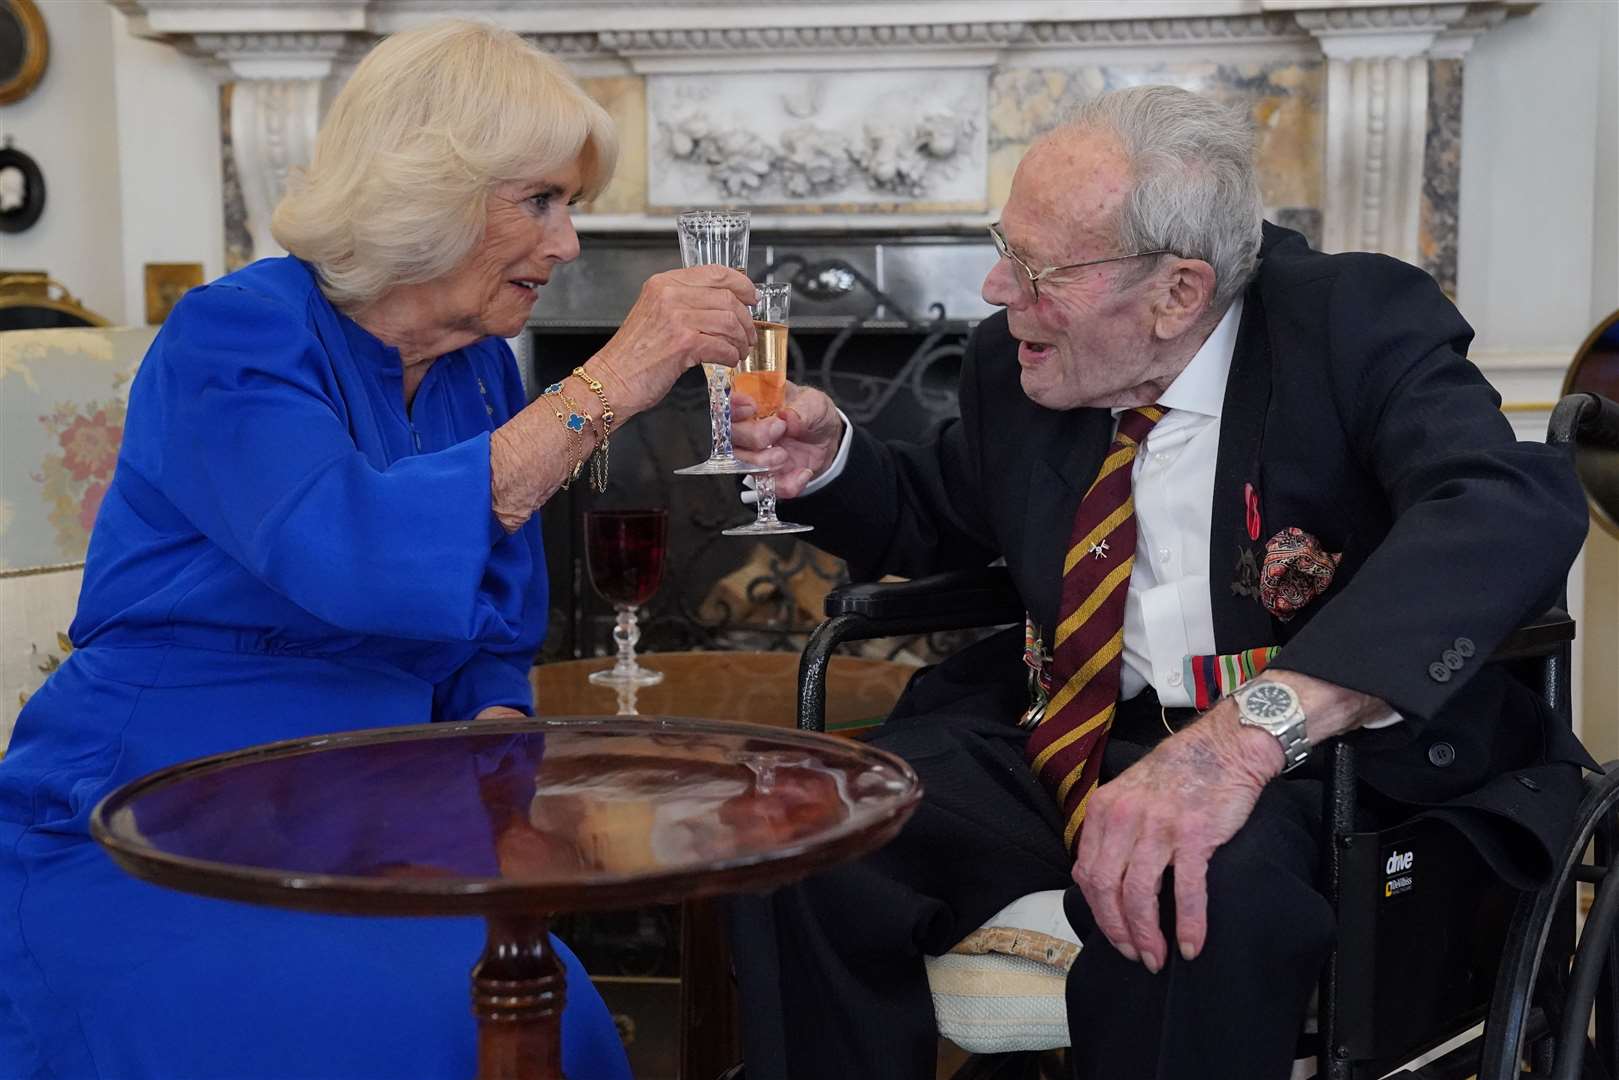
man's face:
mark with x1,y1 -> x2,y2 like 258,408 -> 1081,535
980,130 -> 1178,411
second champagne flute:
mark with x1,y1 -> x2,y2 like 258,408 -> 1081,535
725,282 -> 812,537
673,209 -> 766,477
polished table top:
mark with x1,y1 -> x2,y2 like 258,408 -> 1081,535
532,651 -> 915,729
90,716 -> 921,917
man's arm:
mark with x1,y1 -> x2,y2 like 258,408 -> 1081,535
731,319 -> 1005,581
1072,668 -> 1386,972
1269,257 -> 1586,719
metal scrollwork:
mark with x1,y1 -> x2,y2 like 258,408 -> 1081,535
548,243 -> 982,663
764,254 -> 972,428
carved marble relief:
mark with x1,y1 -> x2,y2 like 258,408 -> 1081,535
987,60 -> 1325,248
646,70 -> 988,209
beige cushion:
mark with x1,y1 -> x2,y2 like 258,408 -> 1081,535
926,889 -> 1076,1054
926,888 -> 1321,1075
0,566 -> 82,756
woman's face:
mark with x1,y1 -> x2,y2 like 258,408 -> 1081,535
440,157 -> 585,340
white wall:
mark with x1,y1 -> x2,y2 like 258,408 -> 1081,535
1592,0 -> 1617,327
0,4 -> 223,327
1456,0 -> 1608,353
0,1 -> 126,323
110,8 -> 225,323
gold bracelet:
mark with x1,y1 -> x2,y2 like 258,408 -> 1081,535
539,382 -> 587,490
571,366 -> 615,437
571,366 -> 615,492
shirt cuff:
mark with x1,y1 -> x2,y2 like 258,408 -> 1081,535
741,407 -> 854,506
1360,707 -> 1405,729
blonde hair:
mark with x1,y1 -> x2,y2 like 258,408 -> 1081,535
271,20 -> 617,310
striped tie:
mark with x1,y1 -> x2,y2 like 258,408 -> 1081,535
1025,405 -> 1166,852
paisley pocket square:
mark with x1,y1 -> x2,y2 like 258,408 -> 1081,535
1260,527 -> 1342,622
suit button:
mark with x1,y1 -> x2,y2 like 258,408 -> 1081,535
1442,649 -> 1464,671
1516,774 -> 1541,792
1454,637 -> 1476,659
1428,662 -> 1452,683
1427,742 -> 1457,767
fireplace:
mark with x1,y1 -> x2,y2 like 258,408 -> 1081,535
530,229 -> 996,664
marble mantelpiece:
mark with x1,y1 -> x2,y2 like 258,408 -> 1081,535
114,0 -> 1527,298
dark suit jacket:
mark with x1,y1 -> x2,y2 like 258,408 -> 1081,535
792,223 -> 1593,887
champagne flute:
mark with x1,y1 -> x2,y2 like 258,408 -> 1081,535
724,282 -> 813,537
673,209 -> 767,476
584,509 -> 669,687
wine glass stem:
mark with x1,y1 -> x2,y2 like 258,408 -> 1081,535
611,604 -> 644,678
755,472 -> 781,525
705,364 -> 736,460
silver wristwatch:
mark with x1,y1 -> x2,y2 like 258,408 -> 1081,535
1232,680 -> 1310,773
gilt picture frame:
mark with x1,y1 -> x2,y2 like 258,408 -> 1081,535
143,262 -> 205,325
0,0 -> 49,107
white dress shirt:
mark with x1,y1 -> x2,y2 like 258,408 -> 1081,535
1115,298 -> 1241,705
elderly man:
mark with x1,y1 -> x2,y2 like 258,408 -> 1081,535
727,85 -> 1593,1080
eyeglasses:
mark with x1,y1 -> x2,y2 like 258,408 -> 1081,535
987,222 -> 1177,303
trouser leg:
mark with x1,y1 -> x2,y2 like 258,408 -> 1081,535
728,709 -> 1073,1080
1064,778 -> 1333,1080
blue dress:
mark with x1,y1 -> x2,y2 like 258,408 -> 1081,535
0,258 -> 632,1079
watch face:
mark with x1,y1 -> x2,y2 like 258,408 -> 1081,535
1243,683 -> 1296,720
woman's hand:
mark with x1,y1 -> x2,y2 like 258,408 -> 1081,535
586,266 -> 757,421
731,381 -> 846,499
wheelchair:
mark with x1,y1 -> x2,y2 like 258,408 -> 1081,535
794,392 -> 1619,1080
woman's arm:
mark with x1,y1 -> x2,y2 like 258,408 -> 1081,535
490,265 -> 756,531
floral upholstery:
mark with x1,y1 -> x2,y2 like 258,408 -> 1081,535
0,326 -> 156,754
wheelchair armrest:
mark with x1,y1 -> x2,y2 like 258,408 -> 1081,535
798,567 -> 1024,732
1489,607 -> 1573,661
823,566 -> 1025,633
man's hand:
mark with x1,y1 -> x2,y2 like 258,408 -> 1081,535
731,381 -> 845,499
475,705 -> 528,720
1073,669 -> 1390,972
1072,706 -> 1279,972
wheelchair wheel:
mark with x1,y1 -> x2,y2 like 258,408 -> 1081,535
1479,761 -> 1619,1080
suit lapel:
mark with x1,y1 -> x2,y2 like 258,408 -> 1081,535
1021,410 -> 1112,634
1209,287 -> 1278,654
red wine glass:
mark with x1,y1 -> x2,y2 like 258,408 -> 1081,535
584,509 -> 669,687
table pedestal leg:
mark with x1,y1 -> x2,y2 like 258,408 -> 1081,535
472,913 -> 566,1080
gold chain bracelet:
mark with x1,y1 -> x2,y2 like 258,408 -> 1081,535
571,366 -> 615,493
539,380 -> 587,490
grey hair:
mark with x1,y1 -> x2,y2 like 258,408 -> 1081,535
1062,85 -> 1263,314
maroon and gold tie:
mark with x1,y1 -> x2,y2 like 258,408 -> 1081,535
1025,405 -> 1166,851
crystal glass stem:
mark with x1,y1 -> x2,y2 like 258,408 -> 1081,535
706,363 -> 736,460
588,604 -> 664,687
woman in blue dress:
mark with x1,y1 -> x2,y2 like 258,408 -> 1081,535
0,20 -> 756,1080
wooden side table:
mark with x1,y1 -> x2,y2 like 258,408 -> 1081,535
92,717 -> 921,1080
531,651 -> 916,1078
